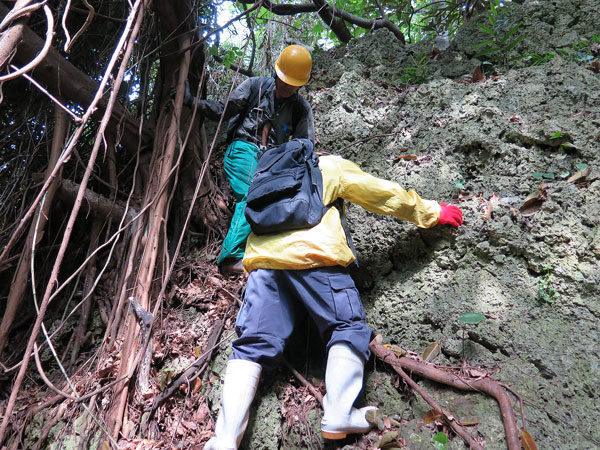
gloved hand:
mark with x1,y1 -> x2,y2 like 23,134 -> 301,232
438,202 -> 463,227
171,79 -> 195,108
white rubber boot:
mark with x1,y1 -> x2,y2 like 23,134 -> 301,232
321,343 -> 377,440
204,359 -> 262,450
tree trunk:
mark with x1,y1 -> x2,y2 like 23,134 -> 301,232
0,104 -> 66,356
104,31 -> 192,441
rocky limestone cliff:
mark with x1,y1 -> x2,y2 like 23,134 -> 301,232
209,1 -> 599,448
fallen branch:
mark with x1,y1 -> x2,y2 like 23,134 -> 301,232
283,358 -> 323,405
148,319 -> 224,418
53,177 -> 139,223
369,336 -> 521,450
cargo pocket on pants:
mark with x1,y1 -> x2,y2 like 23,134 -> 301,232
235,293 -> 255,337
329,274 -> 365,322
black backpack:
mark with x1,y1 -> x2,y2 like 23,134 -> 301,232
244,139 -> 358,264
244,139 -> 325,234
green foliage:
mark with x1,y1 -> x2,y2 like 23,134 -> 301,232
419,0 -> 489,43
454,171 -> 466,190
399,52 -> 431,84
472,0 -> 524,68
432,431 -> 449,449
458,312 -> 486,324
550,38 -> 600,66
538,266 -> 558,304
520,36 -> 600,69
532,172 -> 555,180
522,52 -> 556,66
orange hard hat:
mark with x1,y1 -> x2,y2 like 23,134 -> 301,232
274,45 -> 312,86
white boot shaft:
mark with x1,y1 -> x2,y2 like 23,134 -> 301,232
321,343 -> 376,439
204,359 -> 262,450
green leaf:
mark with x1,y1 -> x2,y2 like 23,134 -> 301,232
532,172 -> 543,180
504,34 -> 526,52
542,172 -> 555,179
550,131 -> 564,139
473,39 -> 496,49
557,49 -> 569,56
475,47 -> 503,58
576,163 -> 588,170
458,313 -> 486,324
488,12 -> 496,27
478,24 -> 495,35
489,1 -> 498,17
432,431 -> 449,444
499,23 -> 521,45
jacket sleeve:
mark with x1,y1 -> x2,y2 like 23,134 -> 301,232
322,156 -> 441,228
195,77 -> 256,121
291,96 -> 315,142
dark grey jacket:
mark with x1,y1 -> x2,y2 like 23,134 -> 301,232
196,77 -> 314,147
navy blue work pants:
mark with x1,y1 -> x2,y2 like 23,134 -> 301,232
232,267 -> 373,367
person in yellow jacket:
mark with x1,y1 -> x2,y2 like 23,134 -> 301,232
204,149 -> 463,450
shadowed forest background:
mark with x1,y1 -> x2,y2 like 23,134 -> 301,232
0,0 -> 599,449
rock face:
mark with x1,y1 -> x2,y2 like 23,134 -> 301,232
217,1 -> 600,448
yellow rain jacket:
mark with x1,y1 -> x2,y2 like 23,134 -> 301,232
243,154 -> 442,272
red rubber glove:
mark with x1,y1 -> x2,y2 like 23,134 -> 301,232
438,202 -> 463,227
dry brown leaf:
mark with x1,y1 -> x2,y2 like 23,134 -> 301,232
192,377 -> 202,394
423,340 -> 441,362
379,430 -> 399,446
468,368 -> 487,378
519,186 -> 547,217
509,114 -> 524,125
396,154 -> 418,160
472,65 -> 484,82
424,409 -> 443,424
182,420 -> 197,430
482,193 -> 500,220
586,60 -> 600,73
383,415 -> 392,429
383,343 -> 407,357
522,429 -> 538,450
459,416 -> 480,426
567,166 -> 591,183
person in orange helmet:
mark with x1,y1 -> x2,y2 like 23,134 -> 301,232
182,45 -> 314,276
